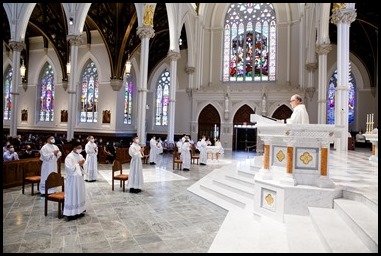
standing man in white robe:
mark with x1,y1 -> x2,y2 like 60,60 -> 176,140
199,136 -> 208,166
180,137 -> 191,171
128,135 -> 144,193
40,135 -> 62,197
85,135 -> 98,182
286,94 -> 310,124
63,141 -> 87,221
149,135 -> 158,165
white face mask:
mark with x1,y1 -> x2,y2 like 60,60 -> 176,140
90,139 -> 95,142
134,139 -> 139,144
76,149 -> 82,154
50,139 -> 55,144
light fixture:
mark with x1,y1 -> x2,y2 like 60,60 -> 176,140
125,54 -> 132,75
66,58 -> 71,76
20,59 -> 26,79
69,17 -> 73,25
179,37 -> 183,46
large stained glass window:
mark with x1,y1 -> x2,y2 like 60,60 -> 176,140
80,60 -> 99,123
327,68 -> 356,124
223,3 -> 277,82
155,69 -> 170,126
3,66 -> 12,120
124,76 -> 133,124
39,62 -> 55,122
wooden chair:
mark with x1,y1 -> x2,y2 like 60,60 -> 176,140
173,150 -> 183,170
44,172 -> 65,218
141,146 -> 150,164
22,160 -> 42,195
190,144 -> 200,165
112,160 -> 129,192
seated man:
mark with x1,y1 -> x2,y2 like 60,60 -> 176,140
355,131 -> 366,143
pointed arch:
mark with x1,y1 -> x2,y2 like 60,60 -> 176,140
3,65 -> 13,120
37,62 -> 55,122
79,59 -> 99,123
198,104 -> 221,140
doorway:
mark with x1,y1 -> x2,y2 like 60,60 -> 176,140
234,126 -> 257,151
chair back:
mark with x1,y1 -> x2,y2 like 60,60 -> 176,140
112,160 -> 123,174
45,172 -> 64,194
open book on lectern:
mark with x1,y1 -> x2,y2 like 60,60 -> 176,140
250,113 -> 284,125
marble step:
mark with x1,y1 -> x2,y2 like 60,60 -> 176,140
334,198 -> 378,253
213,179 -> 255,199
343,190 -> 378,214
224,173 -> 255,188
308,207 -> 371,253
199,179 -> 253,211
237,169 -> 255,179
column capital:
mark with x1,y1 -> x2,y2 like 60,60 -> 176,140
185,66 -> 195,74
67,35 -> 83,46
9,41 -> 26,52
330,8 -> 357,25
137,26 -> 155,39
167,50 -> 181,61
305,62 -> 318,72
315,43 -> 332,55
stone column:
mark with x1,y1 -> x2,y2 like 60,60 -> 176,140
280,145 -> 297,185
320,147 -> 328,176
66,35 -> 83,141
316,43 -> 332,124
137,26 -> 155,145
9,41 -> 26,137
318,143 -> 335,188
166,50 -> 181,144
258,142 -> 272,180
330,4 -> 356,151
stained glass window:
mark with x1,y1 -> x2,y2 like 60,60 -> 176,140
327,68 -> 356,124
155,69 -> 170,126
80,60 -> 99,123
39,62 -> 55,122
3,66 -> 12,120
223,3 -> 277,82
124,75 -> 133,124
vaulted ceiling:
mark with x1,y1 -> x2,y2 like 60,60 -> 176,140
2,3 -> 377,88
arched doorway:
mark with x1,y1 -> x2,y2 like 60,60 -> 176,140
198,104 -> 221,142
233,104 -> 255,151
272,104 -> 292,120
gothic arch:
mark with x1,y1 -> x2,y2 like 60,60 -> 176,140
197,104 -> 221,140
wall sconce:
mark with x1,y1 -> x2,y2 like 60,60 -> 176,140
69,17 -> 73,25
178,37 -> 183,46
20,58 -> 27,91
66,59 -> 71,76
125,54 -> 132,75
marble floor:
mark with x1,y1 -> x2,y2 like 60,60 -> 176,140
2,147 -> 378,253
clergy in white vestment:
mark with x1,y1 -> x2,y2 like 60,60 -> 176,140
128,135 -> 144,193
39,135 -> 62,196
84,135 -> 98,182
157,138 -> 163,154
149,135 -> 158,165
180,137 -> 191,171
215,139 -> 224,154
286,94 -> 310,124
63,141 -> 87,220
199,136 -> 208,165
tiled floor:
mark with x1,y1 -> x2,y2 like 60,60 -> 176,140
2,147 -> 378,253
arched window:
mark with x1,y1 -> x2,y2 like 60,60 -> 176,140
223,3 -> 277,82
155,69 -> 170,126
327,68 -> 356,124
80,60 -> 99,123
124,75 -> 133,124
39,62 -> 55,122
3,66 -> 12,120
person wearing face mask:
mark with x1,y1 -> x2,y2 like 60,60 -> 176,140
127,135 -> 144,193
3,144 -> 19,162
84,135 -> 98,182
39,135 -> 62,197
63,141 -> 87,221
